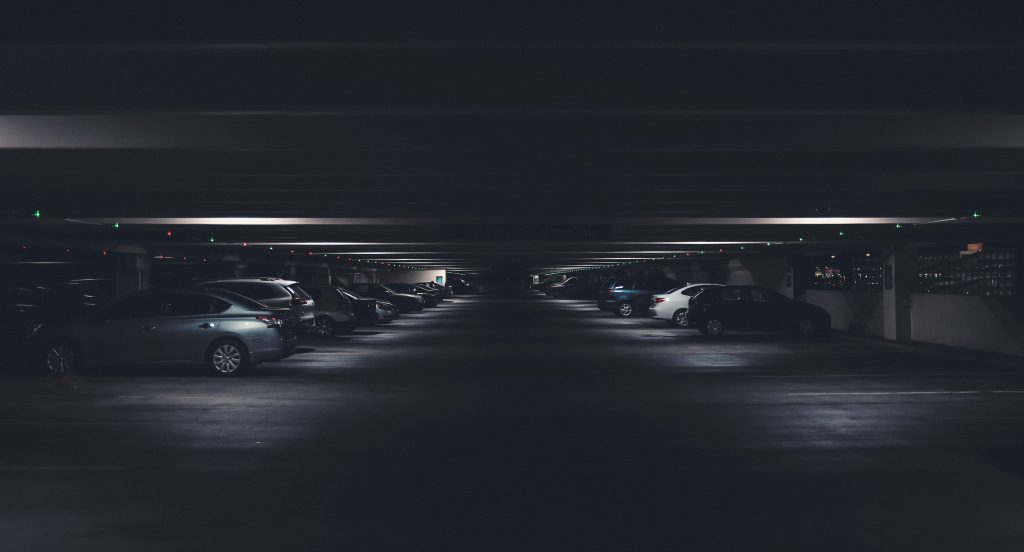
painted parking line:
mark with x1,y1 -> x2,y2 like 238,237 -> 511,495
788,390 -> 1024,396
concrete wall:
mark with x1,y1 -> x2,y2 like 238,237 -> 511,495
910,294 -> 1024,356
805,290 -> 884,336
377,269 -> 447,286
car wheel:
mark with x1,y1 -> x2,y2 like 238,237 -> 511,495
699,319 -> 725,337
671,309 -> 688,328
206,339 -> 249,377
615,301 -> 635,317
311,316 -> 335,337
40,342 -> 81,377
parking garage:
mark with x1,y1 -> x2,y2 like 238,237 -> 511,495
2,7 -> 1024,551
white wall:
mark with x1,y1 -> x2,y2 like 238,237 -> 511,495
910,294 -> 1024,356
805,290 -> 884,336
377,269 -> 447,286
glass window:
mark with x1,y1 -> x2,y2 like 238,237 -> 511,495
287,285 -> 311,299
749,289 -> 769,302
104,294 -> 166,320
164,293 -> 229,316
720,288 -> 744,301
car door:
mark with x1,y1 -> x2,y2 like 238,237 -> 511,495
747,288 -> 792,331
715,287 -> 750,330
90,293 -> 167,364
154,293 -> 229,362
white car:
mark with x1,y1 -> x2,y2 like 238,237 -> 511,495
649,283 -> 724,327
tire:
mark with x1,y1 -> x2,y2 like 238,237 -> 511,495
699,318 -> 725,337
206,339 -> 250,377
670,309 -> 688,328
311,316 -> 335,337
39,341 -> 81,377
615,301 -> 635,317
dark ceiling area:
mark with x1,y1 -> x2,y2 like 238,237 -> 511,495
2,5 -> 1022,271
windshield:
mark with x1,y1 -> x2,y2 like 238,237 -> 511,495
339,288 -> 365,300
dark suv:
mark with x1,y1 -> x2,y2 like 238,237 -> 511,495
597,275 -> 680,317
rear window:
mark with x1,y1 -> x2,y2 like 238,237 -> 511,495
287,285 -> 311,300
208,282 -> 287,300
164,293 -> 230,316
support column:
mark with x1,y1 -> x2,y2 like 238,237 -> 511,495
882,244 -> 914,341
310,265 -> 332,286
114,252 -> 151,298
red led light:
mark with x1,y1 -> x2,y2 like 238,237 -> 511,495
166,230 -> 173,237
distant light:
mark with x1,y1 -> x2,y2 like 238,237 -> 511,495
865,253 -> 871,257
972,211 -> 981,219
895,224 -> 903,229
112,222 -> 120,229
799,237 -> 805,241
208,236 -> 215,242
32,209 -> 41,219
166,229 -> 173,237
830,255 -> 837,259
242,242 -> 248,247
838,231 -> 846,236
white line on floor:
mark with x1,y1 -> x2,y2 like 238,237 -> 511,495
788,390 -> 1024,396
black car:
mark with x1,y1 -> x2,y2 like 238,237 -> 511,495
386,282 -> 442,306
346,283 -> 425,313
687,285 -> 831,337
419,281 -> 454,299
337,288 -> 398,325
597,275 -> 680,317
546,277 -> 597,299
448,277 -> 479,294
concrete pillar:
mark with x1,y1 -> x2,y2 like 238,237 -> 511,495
114,252 -> 151,298
882,244 -> 914,341
310,266 -> 332,286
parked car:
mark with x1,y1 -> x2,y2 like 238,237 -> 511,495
546,277 -> 597,299
34,289 -> 295,377
597,275 -> 680,317
650,283 -> 724,327
337,288 -> 398,325
687,285 -> 831,337
419,281 -> 454,299
346,283 -> 425,313
306,286 -> 358,336
194,278 -> 315,330
448,276 -> 479,294
386,282 -> 442,306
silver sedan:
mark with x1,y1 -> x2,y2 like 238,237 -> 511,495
37,290 -> 294,377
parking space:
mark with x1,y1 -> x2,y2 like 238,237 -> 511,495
3,288 -> 1024,550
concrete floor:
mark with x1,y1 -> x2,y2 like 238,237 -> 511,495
2,288 -> 1024,551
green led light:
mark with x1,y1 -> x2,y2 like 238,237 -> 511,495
838,231 -> 846,237
32,209 -> 41,219
112,222 -> 120,229
209,236 -> 215,243
971,211 -> 981,219
799,237 -> 805,241
895,224 -> 902,229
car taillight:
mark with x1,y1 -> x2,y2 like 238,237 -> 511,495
256,315 -> 284,328
653,297 -> 667,303
291,297 -> 306,306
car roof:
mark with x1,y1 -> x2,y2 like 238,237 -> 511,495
198,278 -> 299,286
